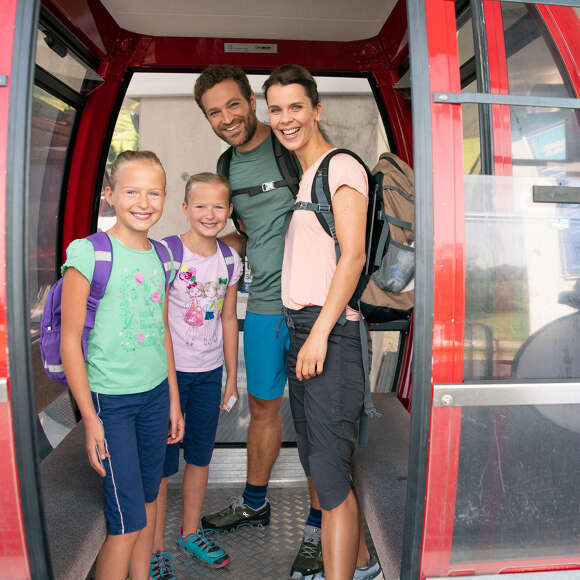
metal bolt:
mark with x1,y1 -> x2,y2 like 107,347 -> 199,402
440,394 -> 454,406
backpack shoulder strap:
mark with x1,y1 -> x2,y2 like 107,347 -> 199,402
85,232 -> 113,301
271,131 -> 300,198
217,239 -> 235,283
309,148 -> 371,262
217,147 -> 233,179
150,239 -> 173,288
161,235 -> 184,278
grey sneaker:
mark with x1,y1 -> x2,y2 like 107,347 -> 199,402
290,525 -> 323,579
201,496 -> 270,532
353,555 -> 383,580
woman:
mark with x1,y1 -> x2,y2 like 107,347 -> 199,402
264,65 -> 381,580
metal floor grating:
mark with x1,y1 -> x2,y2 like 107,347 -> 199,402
164,486 -> 311,579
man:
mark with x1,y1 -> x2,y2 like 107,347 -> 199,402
194,65 -> 382,580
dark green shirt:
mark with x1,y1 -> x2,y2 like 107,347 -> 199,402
229,134 -> 295,315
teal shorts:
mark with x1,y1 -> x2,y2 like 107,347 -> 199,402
244,312 -> 290,400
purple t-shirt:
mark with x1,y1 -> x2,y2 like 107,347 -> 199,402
168,241 -> 242,372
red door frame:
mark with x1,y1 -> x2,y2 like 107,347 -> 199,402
419,2 -> 580,578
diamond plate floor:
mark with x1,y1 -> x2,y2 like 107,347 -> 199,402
164,486 -> 310,579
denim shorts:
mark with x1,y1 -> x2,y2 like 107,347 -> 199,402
284,307 -> 364,511
163,366 -> 223,476
91,379 -> 169,535
244,312 -> 290,400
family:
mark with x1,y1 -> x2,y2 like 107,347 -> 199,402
60,64 -> 382,580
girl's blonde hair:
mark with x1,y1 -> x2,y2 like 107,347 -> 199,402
110,150 -> 166,188
184,172 -> 232,204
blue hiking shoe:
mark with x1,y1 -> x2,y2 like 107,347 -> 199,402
176,527 -> 231,569
149,551 -> 175,580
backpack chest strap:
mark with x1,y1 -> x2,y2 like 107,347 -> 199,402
232,176 -> 299,198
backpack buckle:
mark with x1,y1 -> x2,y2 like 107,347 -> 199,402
261,181 -> 276,192
317,204 -> 331,213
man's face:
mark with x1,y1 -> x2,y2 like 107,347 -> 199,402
200,79 -> 258,148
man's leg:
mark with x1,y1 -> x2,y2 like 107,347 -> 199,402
247,393 -> 282,485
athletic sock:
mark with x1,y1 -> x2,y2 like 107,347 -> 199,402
305,506 -> 322,529
242,482 -> 268,509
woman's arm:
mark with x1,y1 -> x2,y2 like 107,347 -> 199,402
220,283 -> 239,410
295,184 -> 367,380
60,268 -> 108,476
164,292 -> 184,444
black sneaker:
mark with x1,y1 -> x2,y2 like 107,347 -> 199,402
290,525 -> 323,579
201,496 -> 270,532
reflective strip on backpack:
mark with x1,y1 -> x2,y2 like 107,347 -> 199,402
224,256 -> 235,266
44,361 -> 64,373
94,251 -> 112,262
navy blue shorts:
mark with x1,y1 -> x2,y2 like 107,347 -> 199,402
164,366 -> 223,476
91,379 -> 169,535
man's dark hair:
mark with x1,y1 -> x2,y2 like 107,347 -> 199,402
194,65 -> 252,112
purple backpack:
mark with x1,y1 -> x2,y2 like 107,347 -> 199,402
40,232 -> 172,385
161,235 -> 235,285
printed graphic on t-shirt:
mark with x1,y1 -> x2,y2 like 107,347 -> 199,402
118,266 -> 165,351
179,265 -> 228,346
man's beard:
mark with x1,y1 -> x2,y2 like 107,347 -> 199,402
220,113 -> 258,148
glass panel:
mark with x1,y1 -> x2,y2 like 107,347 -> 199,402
450,404 -> 580,567
463,81 -> 482,175
36,28 -> 103,95
464,166 -> 580,381
29,86 -> 77,337
502,2 -> 571,99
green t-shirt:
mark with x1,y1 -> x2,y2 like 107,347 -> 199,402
62,235 -> 173,395
229,134 -> 296,315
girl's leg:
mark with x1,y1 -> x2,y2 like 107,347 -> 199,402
182,463 -> 210,535
95,531 -> 139,580
321,490 -> 360,580
152,477 -> 169,553
129,499 -> 158,580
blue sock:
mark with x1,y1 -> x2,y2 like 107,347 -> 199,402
242,482 -> 267,509
305,506 -> 322,529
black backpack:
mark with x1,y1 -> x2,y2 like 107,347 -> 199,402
216,131 -> 301,233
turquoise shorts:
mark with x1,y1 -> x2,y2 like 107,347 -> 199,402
244,312 -> 290,400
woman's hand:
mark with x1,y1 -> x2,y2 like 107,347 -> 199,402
168,403 -> 184,444
84,415 -> 108,477
220,380 -> 239,411
296,328 -> 329,380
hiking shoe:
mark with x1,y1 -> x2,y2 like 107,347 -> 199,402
176,527 -> 231,568
290,525 -> 323,579
149,551 -> 175,580
353,555 -> 383,580
201,495 -> 270,532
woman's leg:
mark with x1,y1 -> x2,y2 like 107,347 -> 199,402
321,489 -> 360,580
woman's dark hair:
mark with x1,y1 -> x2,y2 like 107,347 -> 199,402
263,64 -> 320,107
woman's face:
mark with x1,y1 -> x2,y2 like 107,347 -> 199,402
266,83 -> 321,153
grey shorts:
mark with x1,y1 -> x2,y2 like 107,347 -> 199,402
284,307 -> 364,511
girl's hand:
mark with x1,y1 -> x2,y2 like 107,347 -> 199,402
84,415 -> 108,477
168,404 -> 184,444
220,381 -> 239,411
296,330 -> 328,381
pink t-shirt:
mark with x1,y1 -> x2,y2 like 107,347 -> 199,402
282,150 -> 368,321
168,240 -> 242,372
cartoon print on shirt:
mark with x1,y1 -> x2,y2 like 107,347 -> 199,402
118,266 -> 165,351
203,281 -> 219,345
216,277 -> 228,315
184,281 -> 205,345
